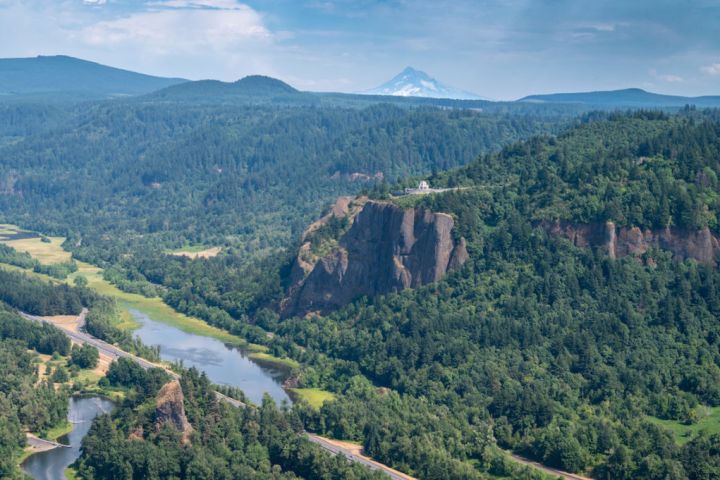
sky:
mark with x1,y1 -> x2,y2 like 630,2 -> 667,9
0,0 -> 719,100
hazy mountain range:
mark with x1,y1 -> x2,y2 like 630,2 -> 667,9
520,88 -> 720,107
1,55 -> 719,108
0,55 -> 186,99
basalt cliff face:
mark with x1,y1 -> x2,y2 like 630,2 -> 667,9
282,200 -> 468,317
155,380 -> 193,445
543,220 -> 720,265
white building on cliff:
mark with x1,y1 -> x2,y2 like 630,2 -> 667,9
404,181 -> 450,195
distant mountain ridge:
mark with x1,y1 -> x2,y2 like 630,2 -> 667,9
151,75 -> 301,99
519,88 -> 720,107
363,67 -> 485,100
0,55 -> 187,99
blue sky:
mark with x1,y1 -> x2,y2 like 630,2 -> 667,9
0,0 -> 718,99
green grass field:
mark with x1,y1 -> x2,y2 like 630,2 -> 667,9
249,351 -> 300,369
44,421 -> 73,441
65,468 -> 79,480
1,224 -> 300,370
289,388 -> 336,409
167,245 -> 222,258
3,235 -> 70,264
0,223 -> 18,235
647,407 -> 720,445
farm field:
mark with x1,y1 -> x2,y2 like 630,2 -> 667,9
0,225 -> 255,349
168,245 -> 222,259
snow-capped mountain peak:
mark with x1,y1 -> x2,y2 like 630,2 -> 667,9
363,67 -> 484,100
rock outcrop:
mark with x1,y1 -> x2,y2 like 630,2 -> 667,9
283,200 -> 469,317
543,220 -> 720,265
155,380 -> 193,445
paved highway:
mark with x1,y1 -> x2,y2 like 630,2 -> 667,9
305,434 -> 415,480
508,452 -> 594,480
20,311 -> 179,378
22,310 -> 409,479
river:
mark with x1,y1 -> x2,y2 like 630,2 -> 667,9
128,308 -> 291,405
22,396 -> 115,480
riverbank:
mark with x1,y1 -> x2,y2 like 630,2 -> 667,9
22,396 -> 116,480
0,224 -> 297,371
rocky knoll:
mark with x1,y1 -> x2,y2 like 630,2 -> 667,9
283,200 -> 468,317
543,220 -> 720,265
155,380 -> 193,445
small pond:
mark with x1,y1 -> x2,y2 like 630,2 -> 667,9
22,396 -> 115,480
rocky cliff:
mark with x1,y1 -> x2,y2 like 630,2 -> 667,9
282,200 -> 468,317
543,220 -> 720,265
155,380 -> 193,445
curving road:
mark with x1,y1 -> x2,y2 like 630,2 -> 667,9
305,434 -> 416,480
20,311 -> 178,377
22,310 -> 408,479
508,452 -> 594,480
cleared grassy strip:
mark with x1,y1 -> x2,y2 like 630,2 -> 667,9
65,468 -> 79,480
4,236 -> 70,264
647,407 -> 720,445
0,262 -> 61,283
67,260 -> 250,347
249,351 -> 300,369
44,421 -> 73,442
1,225 -> 306,382
168,245 -> 222,259
289,388 -> 337,409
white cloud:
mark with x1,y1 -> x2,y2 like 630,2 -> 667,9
649,69 -> 683,83
590,23 -> 616,32
78,2 -> 271,55
148,0 -> 247,9
700,62 -> 720,75
82,0 -> 107,5
658,74 -> 683,82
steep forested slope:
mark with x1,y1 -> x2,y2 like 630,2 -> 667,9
0,100 -> 563,258
0,305 -> 72,478
258,110 -> 720,479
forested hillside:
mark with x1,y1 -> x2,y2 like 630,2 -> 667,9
0,97 -> 572,339
0,305 -> 72,478
55,109 -> 720,479
4,89 -> 720,478
75,365 -> 384,480
257,110 -> 720,479
0,100 -> 565,258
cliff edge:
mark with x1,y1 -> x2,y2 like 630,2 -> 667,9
155,380 -> 193,445
543,220 -> 720,265
282,200 -> 468,317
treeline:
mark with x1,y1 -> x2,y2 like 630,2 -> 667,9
0,268 -> 90,315
0,266 -> 160,361
427,109 -> 720,232
84,298 -> 161,362
0,100 -> 569,274
76,366 -> 385,480
0,304 -> 71,478
0,243 -> 78,279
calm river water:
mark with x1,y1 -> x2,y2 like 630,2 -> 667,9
129,308 -> 291,405
24,305 -> 291,480
22,396 -> 115,480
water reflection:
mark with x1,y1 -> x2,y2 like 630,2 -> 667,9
22,396 -> 115,480
129,309 -> 290,404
